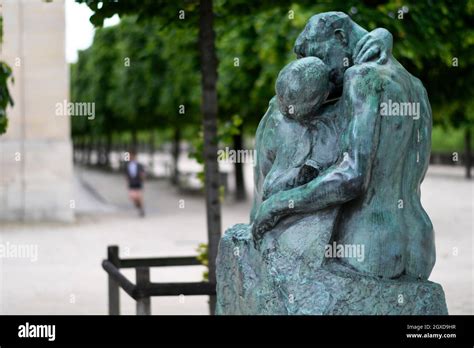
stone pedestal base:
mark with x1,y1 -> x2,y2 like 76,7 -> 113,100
216,223 -> 448,315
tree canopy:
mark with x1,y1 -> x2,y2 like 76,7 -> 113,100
76,0 -> 474,132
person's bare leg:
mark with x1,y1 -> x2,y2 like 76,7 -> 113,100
136,192 -> 145,217
129,190 -> 144,216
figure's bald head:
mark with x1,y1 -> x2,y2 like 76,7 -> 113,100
276,57 -> 330,122
294,12 -> 367,89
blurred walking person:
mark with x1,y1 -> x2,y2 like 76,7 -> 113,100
126,150 -> 145,217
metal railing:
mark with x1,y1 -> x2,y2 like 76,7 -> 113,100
103,245 -> 216,315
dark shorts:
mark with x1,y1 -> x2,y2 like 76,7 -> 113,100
128,183 -> 143,190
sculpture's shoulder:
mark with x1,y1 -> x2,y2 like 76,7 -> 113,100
256,96 -> 284,147
259,96 -> 282,129
345,59 -> 427,100
343,62 -> 390,94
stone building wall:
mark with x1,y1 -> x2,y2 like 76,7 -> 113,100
0,0 -> 74,222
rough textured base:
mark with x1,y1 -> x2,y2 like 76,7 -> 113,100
216,223 -> 448,315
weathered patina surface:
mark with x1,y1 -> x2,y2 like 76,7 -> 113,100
216,12 -> 447,315
217,224 -> 447,315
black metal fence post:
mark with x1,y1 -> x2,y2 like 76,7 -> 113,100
103,246 -> 216,315
136,267 -> 151,315
209,294 -> 216,315
107,246 -> 120,315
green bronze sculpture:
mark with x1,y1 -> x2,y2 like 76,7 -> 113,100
216,12 -> 448,315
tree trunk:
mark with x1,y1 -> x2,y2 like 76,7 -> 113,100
131,129 -> 138,151
105,131 -> 112,168
86,136 -> 93,166
199,0 -> 221,315
465,127 -> 471,179
72,138 -> 77,164
171,126 -> 181,185
98,136 -> 105,167
100,136 -> 107,167
233,126 -> 246,201
94,137 -> 100,166
149,130 -> 155,175
87,137 -> 93,165
80,136 -> 86,164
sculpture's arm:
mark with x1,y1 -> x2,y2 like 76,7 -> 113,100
262,167 -> 301,201
250,98 -> 278,222
354,28 -> 393,65
252,67 -> 382,240
262,158 -> 322,200
250,118 -> 268,222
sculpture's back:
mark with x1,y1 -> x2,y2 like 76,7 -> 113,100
335,59 -> 435,280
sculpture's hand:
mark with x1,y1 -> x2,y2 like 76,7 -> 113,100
353,28 -> 393,65
251,199 -> 280,246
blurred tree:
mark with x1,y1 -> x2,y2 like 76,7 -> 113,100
71,16 -> 200,172
71,48 -> 94,163
71,28 -> 119,166
216,5 -> 309,199
73,1 -> 312,306
75,1 -> 223,311
0,62 -> 13,135
157,24 -> 201,184
217,17 -> 259,200
90,27 -> 120,166
74,0 -> 298,311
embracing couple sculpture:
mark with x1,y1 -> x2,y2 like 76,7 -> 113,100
216,12 -> 448,315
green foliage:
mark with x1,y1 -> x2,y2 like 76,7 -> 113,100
335,0 -> 474,130
70,49 -> 93,136
74,0 -> 474,146
188,114 -> 241,188
71,15 -> 201,141
196,243 -> 209,281
218,115 -> 242,146
0,62 -> 13,135
0,15 -> 13,135
432,126 -> 474,153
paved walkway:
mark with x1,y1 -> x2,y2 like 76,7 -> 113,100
0,164 -> 472,314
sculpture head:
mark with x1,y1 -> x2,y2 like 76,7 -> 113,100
275,57 -> 330,123
294,12 -> 367,90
